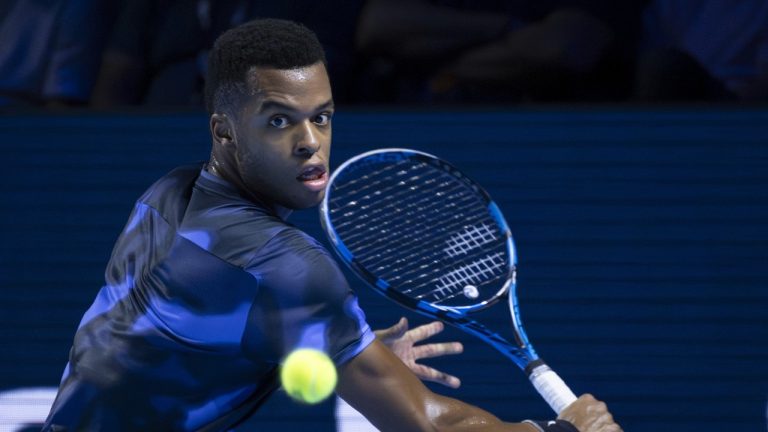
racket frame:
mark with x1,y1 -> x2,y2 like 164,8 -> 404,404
320,148 -> 576,413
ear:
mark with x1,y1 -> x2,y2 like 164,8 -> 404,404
210,113 -> 235,149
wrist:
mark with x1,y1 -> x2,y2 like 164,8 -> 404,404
522,419 -> 579,432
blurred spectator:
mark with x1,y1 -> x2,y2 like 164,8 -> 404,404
91,0 -> 365,108
634,0 -> 768,102
0,0 -> 121,108
353,0 -> 647,104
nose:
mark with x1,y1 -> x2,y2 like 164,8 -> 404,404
294,120 -> 321,157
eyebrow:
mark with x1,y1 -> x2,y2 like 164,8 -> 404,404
257,99 -> 334,114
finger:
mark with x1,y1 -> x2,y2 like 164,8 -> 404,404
594,406 -> 620,431
412,342 -> 464,359
404,321 -> 445,343
595,414 -> 621,432
410,364 -> 462,389
374,317 -> 409,342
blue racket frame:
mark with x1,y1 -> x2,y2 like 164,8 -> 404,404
320,148 -> 538,371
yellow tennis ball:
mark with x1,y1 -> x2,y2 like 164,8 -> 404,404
280,348 -> 337,404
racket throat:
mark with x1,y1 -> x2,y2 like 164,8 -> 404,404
511,327 -> 528,350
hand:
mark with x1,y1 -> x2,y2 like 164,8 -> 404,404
557,394 -> 623,432
375,317 -> 464,388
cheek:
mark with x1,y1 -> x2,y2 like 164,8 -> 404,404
236,145 -> 257,170
235,145 -> 269,182
237,145 -> 289,184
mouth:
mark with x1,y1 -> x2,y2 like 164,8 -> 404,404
297,165 -> 328,192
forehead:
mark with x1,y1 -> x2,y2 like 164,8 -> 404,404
245,63 -> 332,110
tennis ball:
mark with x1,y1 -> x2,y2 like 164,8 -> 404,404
280,348 -> 337,404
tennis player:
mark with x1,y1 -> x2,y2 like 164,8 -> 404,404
43,18 -> 622,432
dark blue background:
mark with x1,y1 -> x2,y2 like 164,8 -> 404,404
2,108 -> 767,431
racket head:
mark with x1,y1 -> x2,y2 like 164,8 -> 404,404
320,148 -> 517,315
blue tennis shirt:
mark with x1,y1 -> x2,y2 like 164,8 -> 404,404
43,165 -> 374,431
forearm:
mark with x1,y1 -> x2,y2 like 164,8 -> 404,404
424,392 -> 538,432
337,340 -> 536,432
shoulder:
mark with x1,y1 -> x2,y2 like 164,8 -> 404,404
252,227 -> 340,274
179,173 -> 294,267
240,227 -> 372,364
122,164 -> 201,231
248,228 -> 349,301
139,164 -> 202,205
261,226 -> 333,258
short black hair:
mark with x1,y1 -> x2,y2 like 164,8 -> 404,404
205,18 -> 327,114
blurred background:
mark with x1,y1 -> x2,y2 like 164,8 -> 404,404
1,0 -> 767,431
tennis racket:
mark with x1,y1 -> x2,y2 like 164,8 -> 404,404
319,148 -> 577,414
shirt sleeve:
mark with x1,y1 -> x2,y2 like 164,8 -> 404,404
241,228 -> 374,366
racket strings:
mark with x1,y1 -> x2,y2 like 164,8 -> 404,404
337,181 -> 470,253
331,162 -> 487,266
332,162 -> 475,255
375,216 -> 501,296
331,165 -> 450,233
345,191 -> 484,262
328,158 -> 509,306
329,163 -> 428,215
428,252 -> 507,301
444,223 -> 499,257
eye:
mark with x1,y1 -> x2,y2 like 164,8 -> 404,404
314,112 -> 332,126
269,116 -> 289,128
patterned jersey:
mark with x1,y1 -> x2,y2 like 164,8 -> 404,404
43,165 -> 374,431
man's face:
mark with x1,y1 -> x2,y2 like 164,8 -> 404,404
231,62 -> 334,210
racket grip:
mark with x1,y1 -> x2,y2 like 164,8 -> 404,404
528,362 -> 578,414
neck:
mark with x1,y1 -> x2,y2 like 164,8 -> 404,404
205,159 -> 292,220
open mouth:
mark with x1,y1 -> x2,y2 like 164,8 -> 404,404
297,165 -> 329,192
297,166 -> 326,182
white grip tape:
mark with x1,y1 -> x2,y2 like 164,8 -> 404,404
528,365 -> 578,414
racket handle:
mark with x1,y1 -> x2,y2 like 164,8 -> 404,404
527,362 -> 578,414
